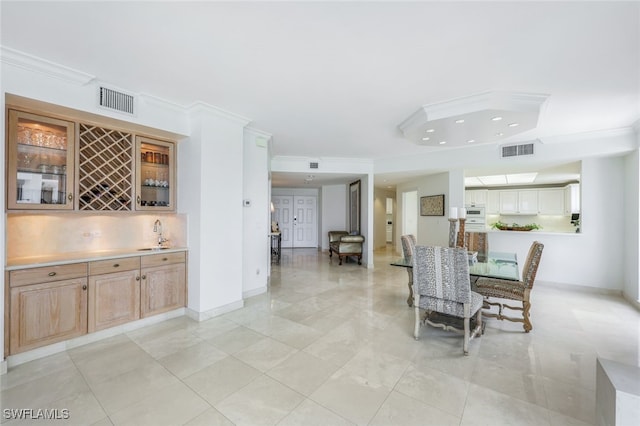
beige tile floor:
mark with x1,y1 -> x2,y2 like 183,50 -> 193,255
1,246 -> 639,425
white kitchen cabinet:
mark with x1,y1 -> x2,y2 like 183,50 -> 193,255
564,183 -> 580,215
499,191 -> 518,214
486,191 -> 500,214
518,190 -> 538,214
538,189 -> 565,215
465,189 -> 488,206
499,190 -> 538,214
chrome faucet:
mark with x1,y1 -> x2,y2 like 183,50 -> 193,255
153,219 -> 168,248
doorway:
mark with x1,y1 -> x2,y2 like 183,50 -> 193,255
386,197 -> 393,243
271,195 -> 318,248
402,190 -> 418,238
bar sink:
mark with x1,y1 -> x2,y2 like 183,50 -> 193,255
138,247 -> 171,251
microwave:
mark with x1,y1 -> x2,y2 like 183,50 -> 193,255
465,206 -> 485,218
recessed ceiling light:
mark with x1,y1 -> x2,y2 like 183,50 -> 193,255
455,119 -> 465,124
467,139 -> 476,143
491,116 -> 503,121
439,141 -> 447,145
496,132 -> 504,136
422,137 -> 430,141
508,122 -> 519,127
426,129 -> 435,133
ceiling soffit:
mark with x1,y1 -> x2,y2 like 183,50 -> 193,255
398,91 -> 549,148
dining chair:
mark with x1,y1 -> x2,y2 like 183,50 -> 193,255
412,245 -> 483,355
400,234 -> 417,258
474,241 -> 544,332
465,231 -> 488,262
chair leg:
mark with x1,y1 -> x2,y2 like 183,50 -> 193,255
463,316 -> 470,355
414,305 -> 421,340
523,300 -> 532,332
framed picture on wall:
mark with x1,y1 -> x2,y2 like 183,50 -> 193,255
420,194 -> 445,216
349,180 -> 361,234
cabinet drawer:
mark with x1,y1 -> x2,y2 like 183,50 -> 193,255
89,257 -> 140,276
9,263 -> 88,288
141,251 -> 185,268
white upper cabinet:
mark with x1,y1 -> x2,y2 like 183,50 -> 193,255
499,190 -> 538,214
465,189 -> 488,206
564,183 -> 580,215
486,191 -> 500,214
538,189 -> 565,215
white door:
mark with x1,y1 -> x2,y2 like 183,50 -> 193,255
402,191 -> 418,237
292,196 -> 317,248
272,195 -> 317,248
272,196 -> 293,248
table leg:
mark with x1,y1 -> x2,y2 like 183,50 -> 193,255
406,268 -> 413,307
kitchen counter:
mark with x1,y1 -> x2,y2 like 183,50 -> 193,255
486,229 -> 580,236
6,246 -> 188,270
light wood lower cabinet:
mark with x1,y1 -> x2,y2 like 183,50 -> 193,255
88,257 -> 141,332
140,252 -> 186,318
89,269 -> 141,333
10,277 -> 88,354
7,250 -> 186,356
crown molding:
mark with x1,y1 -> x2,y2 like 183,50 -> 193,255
187,101 -> 251,127
138,92 -> 188,114
245,127 -> 272,140
539,127 -> 636,145
1,45 -> 95,85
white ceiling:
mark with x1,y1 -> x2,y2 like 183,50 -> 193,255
1,1 -> 638,188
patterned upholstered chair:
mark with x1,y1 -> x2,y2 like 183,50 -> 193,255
400,234 -> 417,258
465,231 -> 488,262
474,241 -> 544,332
412,245 -> 483,355
400,234 -> 417,306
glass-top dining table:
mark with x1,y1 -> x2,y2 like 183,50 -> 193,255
390,251 -> 520,307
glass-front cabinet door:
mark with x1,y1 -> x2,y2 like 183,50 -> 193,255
7,110 -> 75,210
135,136 -> 175,211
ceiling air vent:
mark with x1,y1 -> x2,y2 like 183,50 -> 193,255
98,86 -> 135,115
501,143 -> 535,158
309,162 -> 319,169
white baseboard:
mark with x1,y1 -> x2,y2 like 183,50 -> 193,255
537,280 -> 623,296
6,308 -> 185,369
185,299 -> 244,322
1,359 -> 7,375
243,286 -> 267,299
622,292 -> 640,312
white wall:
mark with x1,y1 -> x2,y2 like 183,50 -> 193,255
397,172 -> 451,248
242,129 -> 271,298
374,187 -> 395,250
624,147 -> 639,304
321,185 -> 347,250
182,105 -> 249,317
486,156 -> 626,290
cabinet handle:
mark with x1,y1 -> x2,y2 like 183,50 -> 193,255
82,285 -> 87,290
136,276 -> 140,281
137,195 -> 141,205
113,263 -> 120,268
162,257 -> 168,261
141,274 -> 146,279
48,272 -> 57,277
68,193 -> 73,202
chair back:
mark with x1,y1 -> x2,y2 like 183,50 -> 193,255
412,245 -> 471,303
465,231 -> 488,261
400,234 -> 417,258
521,241 -> 544,289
